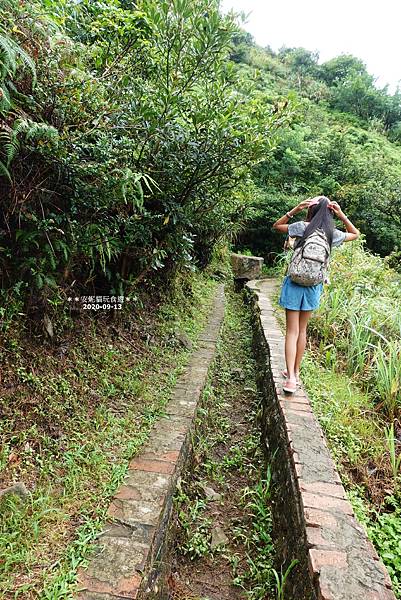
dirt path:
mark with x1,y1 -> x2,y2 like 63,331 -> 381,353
168,286 -> 275,600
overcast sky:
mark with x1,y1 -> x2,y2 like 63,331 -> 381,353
220,0 -> 401,92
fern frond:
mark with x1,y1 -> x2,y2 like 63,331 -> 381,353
0,117 -> 59,167
0,31 -> 36,86
12,117 -> 29,137
0,159 -> 11,181
5,135 -> 20,166
0,33 -> 17,78
0,85 -> 13,113
0,125 -> 12,156
24,120 -> 59,144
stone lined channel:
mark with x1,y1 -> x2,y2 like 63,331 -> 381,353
166,285 -> 280,600
76,275 -> 395,600
76,286 -> 226,599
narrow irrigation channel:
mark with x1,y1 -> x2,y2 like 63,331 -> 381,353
167,286 -> 281,600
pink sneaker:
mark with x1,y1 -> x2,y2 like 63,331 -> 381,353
283,379 -> 297,394
282,370 -> 300,385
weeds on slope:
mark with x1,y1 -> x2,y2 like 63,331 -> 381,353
310,238 -> 401,418
301,355 -> 401,597
0,274 -> 217,599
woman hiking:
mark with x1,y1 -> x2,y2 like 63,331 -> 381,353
272,196 -> 360,393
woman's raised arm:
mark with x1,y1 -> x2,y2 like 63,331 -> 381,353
328,201 -> 360,242
272,199 -> 312,233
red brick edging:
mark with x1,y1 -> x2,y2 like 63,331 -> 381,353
76,285 -> 225,599
247,278 -> 395,600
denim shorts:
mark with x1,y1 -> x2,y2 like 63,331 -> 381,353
279,276 -> 323,311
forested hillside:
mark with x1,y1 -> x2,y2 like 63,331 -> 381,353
227,33 -> 401,598
2,0 -> 401,332
233,35 -> 401,265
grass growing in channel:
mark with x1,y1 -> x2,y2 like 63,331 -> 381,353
0,273 -> 217,599
173,286 -> 295,600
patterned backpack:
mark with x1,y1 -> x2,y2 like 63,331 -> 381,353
287,228 -> 330,286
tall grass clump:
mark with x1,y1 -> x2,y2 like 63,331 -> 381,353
309,237 -> 401,419
346,313 -> 376,377
375,340 -> 401,418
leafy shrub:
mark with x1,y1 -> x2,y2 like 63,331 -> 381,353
0,0 -> 290,328
368,503 -> 401,597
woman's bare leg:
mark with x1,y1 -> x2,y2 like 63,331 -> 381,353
285,309 -> 299,381
294,310 -> 313,378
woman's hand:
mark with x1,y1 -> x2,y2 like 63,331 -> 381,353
295,198 -> 313,212
328,201 -> 360,239
328,201 -> 343,217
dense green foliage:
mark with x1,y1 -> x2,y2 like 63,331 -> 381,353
0,0 -> 291,329
3,0 -> 401,329
233,42 -> 401,262
368,501 -> 401,595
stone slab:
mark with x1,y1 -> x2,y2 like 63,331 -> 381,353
231,252 -> 264,280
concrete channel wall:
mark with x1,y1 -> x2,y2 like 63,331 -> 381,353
247,278 -> 395,600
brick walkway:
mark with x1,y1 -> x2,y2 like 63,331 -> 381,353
76,285 -> 225,599
247,278 -> 395,600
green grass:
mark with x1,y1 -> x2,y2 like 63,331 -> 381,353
234,465 -> 275,599
301,354 -> 385,467
0,273 -> 217,599
301,353 -> 401,598
385,424 -> 401,484
309,238 -> 401,418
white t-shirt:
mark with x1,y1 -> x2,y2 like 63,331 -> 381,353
288,221 -> 346,248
